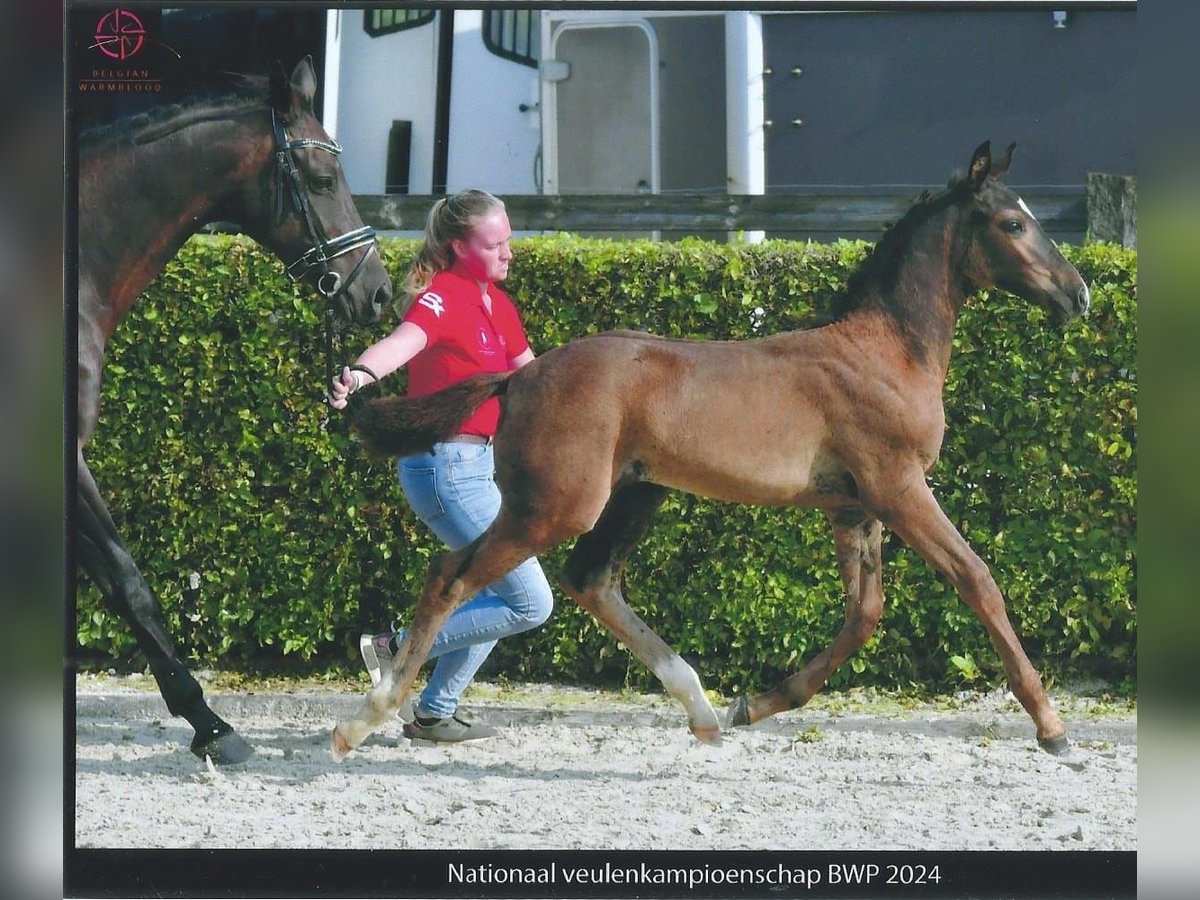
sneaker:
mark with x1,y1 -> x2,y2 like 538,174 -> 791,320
402,708 -> 498,743
359,629 -> 396,687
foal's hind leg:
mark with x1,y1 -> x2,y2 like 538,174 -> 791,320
728,511 -> 884,728
331,520 -> 544,760
560,483 -> 722,745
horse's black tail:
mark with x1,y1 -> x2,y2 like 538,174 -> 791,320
349,373 -> 512,457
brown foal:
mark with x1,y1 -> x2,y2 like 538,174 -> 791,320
331,141 -> 1090,761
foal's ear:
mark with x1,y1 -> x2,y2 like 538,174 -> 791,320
967,141 -> 992,190
990,142 -> 1018,179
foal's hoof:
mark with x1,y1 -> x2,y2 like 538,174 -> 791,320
191,727 -> 254,767
692,724 -> 722,747
1037,734 -> 1071,756
725,696 -> 750,729
330,726 -> 354,763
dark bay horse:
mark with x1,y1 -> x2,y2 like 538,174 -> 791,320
331,141 -> 1090,761
77,58 -> 391,764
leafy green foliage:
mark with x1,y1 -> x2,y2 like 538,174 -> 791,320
78,236 -> 1136,695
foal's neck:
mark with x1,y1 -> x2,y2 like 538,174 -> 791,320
865,209 -> 971,378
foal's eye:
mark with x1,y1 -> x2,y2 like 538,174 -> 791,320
1002,219 -> 1025,234
310,175 -> 335,192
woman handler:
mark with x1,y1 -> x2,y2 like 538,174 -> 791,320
328,189 -> 553,742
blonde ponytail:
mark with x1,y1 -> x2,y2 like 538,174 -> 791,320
399,190 -> 505,315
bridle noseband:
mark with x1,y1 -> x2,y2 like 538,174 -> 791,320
271,109 -> 378,306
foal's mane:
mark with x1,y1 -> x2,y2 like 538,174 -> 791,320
826,172 -> 973,322
78,73 -> 268,150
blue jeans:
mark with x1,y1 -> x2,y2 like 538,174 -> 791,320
396,440 -> 553,718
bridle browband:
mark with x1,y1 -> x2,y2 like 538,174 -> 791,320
270,109 -> 379,389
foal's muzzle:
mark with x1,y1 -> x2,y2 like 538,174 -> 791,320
1046,281 -> 1090,327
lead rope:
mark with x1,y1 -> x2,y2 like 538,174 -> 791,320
324,307 -> 337,401
321,307 -> 381,429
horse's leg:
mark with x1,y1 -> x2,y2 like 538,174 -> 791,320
876,481 -> 1067,753
728,511 -> 884,728
76,454 -> 253,764
559,483 -> 722,745
331,519 -> 543,760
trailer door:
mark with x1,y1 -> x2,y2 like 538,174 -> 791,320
544,21 -> 660,198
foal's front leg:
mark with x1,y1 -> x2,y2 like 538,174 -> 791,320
728,511 -> 884,727
879,481 -> 1067,753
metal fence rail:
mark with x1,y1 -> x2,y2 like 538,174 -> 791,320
353,188 -> 1089,240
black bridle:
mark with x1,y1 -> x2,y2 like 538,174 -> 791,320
271,109 -> 379,387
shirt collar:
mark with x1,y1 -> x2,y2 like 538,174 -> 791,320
444,268 -> 492,306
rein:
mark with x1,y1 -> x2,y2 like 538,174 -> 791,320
270,109 -> 378,392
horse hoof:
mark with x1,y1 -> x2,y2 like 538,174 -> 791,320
1038,734 -> 1070,756
725,696 -> 750,728
692,724 -> 723,747
191,729 -> 254,767
330,726 -> 354,762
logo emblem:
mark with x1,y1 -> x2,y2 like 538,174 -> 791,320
93,8 -> 146,60
418,292 -> 445,317
477,328 -> 498,355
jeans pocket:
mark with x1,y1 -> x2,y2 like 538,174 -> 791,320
448,444 -> 493,482
398,465 -> 446,523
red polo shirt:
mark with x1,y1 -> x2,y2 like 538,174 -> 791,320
401,269 -> 530,437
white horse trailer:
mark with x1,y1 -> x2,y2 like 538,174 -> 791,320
324,8 -> 765,205
315,5 -> 1132,243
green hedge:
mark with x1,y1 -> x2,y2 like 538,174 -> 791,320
78,235 -> 1136,694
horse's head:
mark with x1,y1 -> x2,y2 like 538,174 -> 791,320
960,141 -> 1090,327
243,57 -> 390,328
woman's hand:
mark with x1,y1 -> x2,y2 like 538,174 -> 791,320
328,366 -> 362,410
325,321 -> 428,410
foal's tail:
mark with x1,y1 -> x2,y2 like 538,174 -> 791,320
349,373 -> 512,457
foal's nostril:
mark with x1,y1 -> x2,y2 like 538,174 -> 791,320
1076,284 -> 1091,314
